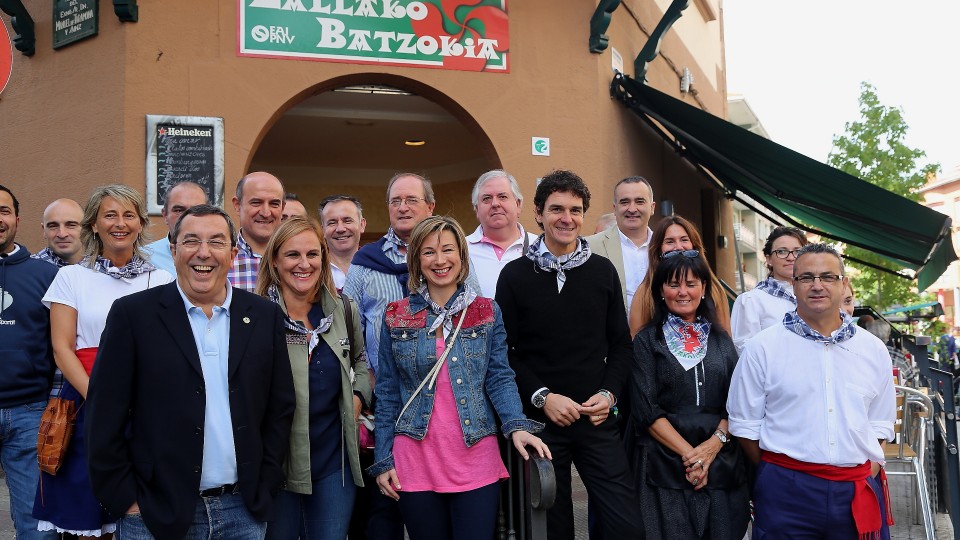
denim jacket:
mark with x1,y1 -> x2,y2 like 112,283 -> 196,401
367,289 -> 543,477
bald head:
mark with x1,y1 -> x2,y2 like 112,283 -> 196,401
232,171 -> 285,250
41,198 -> 84,264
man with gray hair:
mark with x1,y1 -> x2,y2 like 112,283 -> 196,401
727,243 -> 895,539
586,176 -> 656,315
319,195 -> 367,290
466,169 -> 538,297
144,182 -> 209,274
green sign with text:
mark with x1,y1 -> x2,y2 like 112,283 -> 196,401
238,0 -> 509,72
53,0 -> 98,49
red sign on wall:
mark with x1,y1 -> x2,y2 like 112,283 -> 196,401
0,21 -> 11,95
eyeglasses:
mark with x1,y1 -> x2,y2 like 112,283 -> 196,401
662,249 -> 700,259
175,238 -> 231,251
772,248 -> 801,259
388,196 -> 426,208
794,273 -> 843,285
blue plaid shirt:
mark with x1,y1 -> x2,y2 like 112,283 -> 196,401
227,231 -> 261,292
31,247 -> 71,268
342,232 -> 408,376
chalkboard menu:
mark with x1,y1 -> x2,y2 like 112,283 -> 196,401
53,0 -> 98,49
145,115 -> 224,214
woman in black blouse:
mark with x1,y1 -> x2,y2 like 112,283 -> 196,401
631,251 -> 749,539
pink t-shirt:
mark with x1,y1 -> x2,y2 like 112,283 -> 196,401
393,337 -> 509,492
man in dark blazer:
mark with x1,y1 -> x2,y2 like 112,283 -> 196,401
86,204 -> 295,540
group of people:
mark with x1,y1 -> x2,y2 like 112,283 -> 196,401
0,166 -> 896,540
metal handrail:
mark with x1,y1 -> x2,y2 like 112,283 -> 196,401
499,444 -> 556,540
887,385 -> 935,539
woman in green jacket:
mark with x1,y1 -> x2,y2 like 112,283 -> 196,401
256,216 -> 372,540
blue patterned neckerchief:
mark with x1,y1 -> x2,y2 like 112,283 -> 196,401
384,228 -> 408,250
782,310 -> 856,345
663,313 -> 711,371
417,284 -> 478,336
88,254 -> 156,280
31,247 -> 71,268
268,284 -> 333,356
525,235 -> 591,292
755,276 -> 796,305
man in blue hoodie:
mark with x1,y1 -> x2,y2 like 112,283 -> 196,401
0,184 -> 58,540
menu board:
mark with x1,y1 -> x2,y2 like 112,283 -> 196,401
145,115 -> 224,214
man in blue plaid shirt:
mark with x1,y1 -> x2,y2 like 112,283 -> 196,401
227,172 -> 285,291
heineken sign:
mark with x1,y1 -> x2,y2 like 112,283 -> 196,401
238,0 -> 509,72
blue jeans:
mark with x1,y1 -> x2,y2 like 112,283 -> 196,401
267,472 -> 356,540
116,492 -> 266,539
0,400 -> 57,540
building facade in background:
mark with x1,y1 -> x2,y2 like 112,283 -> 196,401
1,0 -> 737,282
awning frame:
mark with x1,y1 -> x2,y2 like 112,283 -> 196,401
610,73 -> 957,286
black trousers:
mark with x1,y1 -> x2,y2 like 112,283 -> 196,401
540,417 -> 644,540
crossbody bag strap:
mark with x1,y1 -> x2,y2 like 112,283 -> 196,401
396,310 -> 467,423
341,294 -> 356,366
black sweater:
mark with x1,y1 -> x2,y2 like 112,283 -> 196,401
495,254 -> 632,419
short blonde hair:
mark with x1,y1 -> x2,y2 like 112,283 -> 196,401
80,184 -> 151,267
406,216 -> 470,292
255,216 -> 335,303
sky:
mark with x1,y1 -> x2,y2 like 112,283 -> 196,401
723,1 -> 960,174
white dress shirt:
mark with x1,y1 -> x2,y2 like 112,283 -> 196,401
331,263 -> 347,290
466,224 -> 538,298
727,323 -> 896,466
619,227 -> 652,309
730,284 -> 796,353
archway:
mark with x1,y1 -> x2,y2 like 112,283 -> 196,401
248,74 -> 501,241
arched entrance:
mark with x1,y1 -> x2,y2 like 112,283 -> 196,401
247,74 -> 501,241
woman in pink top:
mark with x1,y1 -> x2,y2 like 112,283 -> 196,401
369,216 -> 550,540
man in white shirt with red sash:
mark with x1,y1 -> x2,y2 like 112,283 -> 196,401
727,243 -> 896,539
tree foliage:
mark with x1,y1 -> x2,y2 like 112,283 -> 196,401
827,82 -> 939,310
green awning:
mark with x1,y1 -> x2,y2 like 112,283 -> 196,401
882,301 -> 943,316
610,73 -> 956,290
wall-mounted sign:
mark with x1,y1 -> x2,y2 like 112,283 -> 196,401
532,137 -> 550,157
145,115 -> 225,215
53,0 -> 98,49
238,0 -> 509,73
0,21 -> 11,95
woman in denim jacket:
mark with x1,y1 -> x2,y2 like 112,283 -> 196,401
368,216 -> 550,540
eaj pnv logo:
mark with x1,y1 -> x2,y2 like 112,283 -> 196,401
0,21 -> 12,96
238,0 -> 509,73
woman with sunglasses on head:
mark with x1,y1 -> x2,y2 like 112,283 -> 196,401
254,216 -> 372,540
629,216 -> 731,337
631,252 -> 749,540
34,185 -> 174,538
730,226 -> 808,353
369,216 -> 549,540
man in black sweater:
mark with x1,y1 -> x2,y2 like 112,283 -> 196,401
496,170 -> 643,539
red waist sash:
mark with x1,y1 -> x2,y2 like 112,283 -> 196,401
76,347 -> 98,377
761,451 -> 893,539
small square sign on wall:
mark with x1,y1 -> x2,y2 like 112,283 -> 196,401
532,137 -> 550,157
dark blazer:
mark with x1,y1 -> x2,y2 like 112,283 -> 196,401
85,282 -> 295,540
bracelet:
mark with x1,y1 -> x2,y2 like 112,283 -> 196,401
597,389 -> 615,408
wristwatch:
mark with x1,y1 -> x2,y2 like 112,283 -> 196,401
532,388 -> 551,409
713,430 -> 730,444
